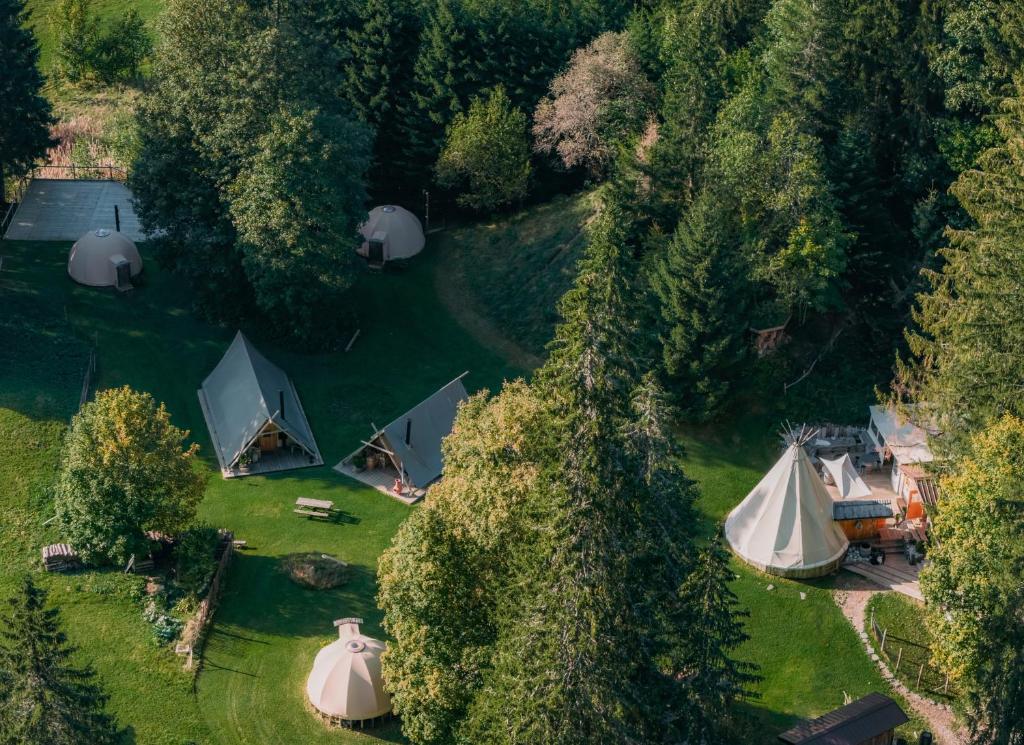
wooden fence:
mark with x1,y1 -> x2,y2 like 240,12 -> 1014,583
78,348 -> 97,411
176,530 -> 235,674
31,164 -> 128,182
870,612 -> 954,698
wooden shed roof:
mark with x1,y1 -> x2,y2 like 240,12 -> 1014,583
778,692 -> 908,745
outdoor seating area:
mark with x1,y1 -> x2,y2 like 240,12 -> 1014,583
336,374 -> 469,504
726,412 -> 936,600
293,497 -> 336,520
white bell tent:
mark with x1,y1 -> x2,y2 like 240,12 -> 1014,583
821,453 -> 873,499
306,618 -> 392,727
725,432 -> 849,579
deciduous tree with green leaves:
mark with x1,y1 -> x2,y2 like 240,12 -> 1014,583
229,105 -> 369,341
131,0 -> 371,341
49,0 -> 99,82
920,415 -> 1024,745
54,386 -> 204,565
0,576 -> 120,745
436,86 -> 531,211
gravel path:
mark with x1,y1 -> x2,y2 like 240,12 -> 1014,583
831,573 -> 967,745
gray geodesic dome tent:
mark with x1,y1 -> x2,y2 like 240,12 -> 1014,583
67,229 -> 142,288
357,205 -> 425,264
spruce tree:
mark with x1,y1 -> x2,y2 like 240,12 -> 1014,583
0,0 -> 53,204
675,539 -> 761,743
897,75 -> 1024,450
650,190 -> 751,421
0,577 -> 120,745
399,0 -> 475,183
343,0 -> 420,192
464,205 -> 716,743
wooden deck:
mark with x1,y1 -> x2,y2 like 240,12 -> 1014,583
227,448 -> 322,479
197,388 -> 323,479
333,461 -> 425,505
823,468 -> 903,513
842,554 -> 924,601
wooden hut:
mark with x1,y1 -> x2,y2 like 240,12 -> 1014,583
778,692 -> 909,745
832,500 -> 894,541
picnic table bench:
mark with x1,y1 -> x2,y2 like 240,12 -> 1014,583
294,497 -> 334,519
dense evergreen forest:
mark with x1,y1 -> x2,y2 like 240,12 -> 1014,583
2,0 -> 1022,742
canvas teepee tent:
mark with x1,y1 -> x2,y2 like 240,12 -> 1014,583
725,432 -> 849,578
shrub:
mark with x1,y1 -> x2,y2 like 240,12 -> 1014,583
174,525 -> 220,595
143,599 -> 184,643
50,0 -> 100,83
92,9 -> 152,84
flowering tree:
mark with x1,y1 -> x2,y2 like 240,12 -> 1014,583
532,31 -> 655,176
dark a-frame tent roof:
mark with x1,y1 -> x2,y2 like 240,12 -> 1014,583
198,331 -> 320,472
377,375 -> 469,488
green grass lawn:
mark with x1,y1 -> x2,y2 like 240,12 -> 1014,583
865,593 -> 954,702
2,221 -> 924,743
0,238 -> 516,744
430,190 -> 597,367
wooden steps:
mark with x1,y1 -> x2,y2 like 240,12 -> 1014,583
843,558 -> 924,602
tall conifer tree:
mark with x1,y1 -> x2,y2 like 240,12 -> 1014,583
0,0 -> 53,204
0,577 -> 120,745
897,75 -> 1024,449
650,190 -> 751,420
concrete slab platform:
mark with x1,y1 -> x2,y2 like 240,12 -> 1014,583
4,179 -> 144,242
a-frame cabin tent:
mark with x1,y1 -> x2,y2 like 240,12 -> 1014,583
725,439 -> 849,579
198,331 -> 322,478
340,375 -> 469,491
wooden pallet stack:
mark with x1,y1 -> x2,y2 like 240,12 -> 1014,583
41,544 -> 79,572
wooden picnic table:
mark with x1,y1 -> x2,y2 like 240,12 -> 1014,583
296,497 -> 334,511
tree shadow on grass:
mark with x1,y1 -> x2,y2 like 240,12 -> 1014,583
735,700 -> 803,743
213,553 -> 385,640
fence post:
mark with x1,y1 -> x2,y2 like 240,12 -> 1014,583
944,675 -> 949,694
917,664 -> 924,688
895,647 -> 902,672
880,627 -> 887,653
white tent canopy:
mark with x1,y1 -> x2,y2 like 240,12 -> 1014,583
725,443 -> 849,578
67,229 -> 142,287
821,453 -> 873,499
357,205 -> 425,263
306,619 -> 391,723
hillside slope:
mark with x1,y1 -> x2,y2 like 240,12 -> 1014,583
431,190 -> 598,369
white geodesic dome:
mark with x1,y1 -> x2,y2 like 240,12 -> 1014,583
358,205 -> 425,262
67,229 -> 142,287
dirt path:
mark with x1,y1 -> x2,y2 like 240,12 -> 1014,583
433,246 -> 544,373
831,574 -> 966,745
